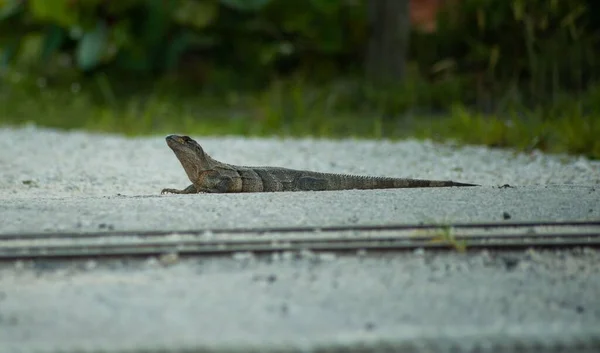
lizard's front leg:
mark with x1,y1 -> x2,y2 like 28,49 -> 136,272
161,184 -> 198,194
161,172 -> 235,194
201,172 -> 234,193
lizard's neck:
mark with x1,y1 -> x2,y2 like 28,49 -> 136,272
176,150 -> 222,183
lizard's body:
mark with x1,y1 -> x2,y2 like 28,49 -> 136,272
161,135 -> 477,194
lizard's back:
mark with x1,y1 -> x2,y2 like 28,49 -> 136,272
221,164 -> 475,192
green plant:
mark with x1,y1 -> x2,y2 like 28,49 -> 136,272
416,0 -> 599,107
0,0 -> 365,83
1,72 -> 599,159
413,224 -> 467,252
2,0 -> 599,119
431,226 -> 467,252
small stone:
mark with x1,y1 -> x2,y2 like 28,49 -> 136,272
300,249 -> 316,259
501,255 -> 520,270
14,260 -> 25,270
280,303 -> 289,315
525,248 -> 542,262
84,260 -> 97,270
281,251 -> 295,261
270,252 -> 281,262
158,252 -> 179,266
318,252 -> 337,261
145,257 -> 159,267
232,252 -> 254,261
582,247 -> 596,256
413,248 -> 425,256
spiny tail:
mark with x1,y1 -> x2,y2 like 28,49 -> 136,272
391,178 -> 478,188
320,173 -> 478,190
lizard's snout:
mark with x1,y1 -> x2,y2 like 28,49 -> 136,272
166,135 -> 187,146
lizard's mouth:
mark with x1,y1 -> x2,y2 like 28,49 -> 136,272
166,134 -> 196,146
165,135 -> 190,151
165,134 -> 183,144
165,135 -> 204,160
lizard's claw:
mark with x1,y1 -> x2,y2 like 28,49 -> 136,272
161,185 -> 197,194
161,188 -> 178,194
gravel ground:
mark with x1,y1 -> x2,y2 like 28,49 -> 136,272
1,125 -> 600,353
1,125 -> 598,200
0,125 -> 599,234
1,249 -> 599,353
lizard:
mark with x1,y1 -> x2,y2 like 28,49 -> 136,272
161,135 -> 477,194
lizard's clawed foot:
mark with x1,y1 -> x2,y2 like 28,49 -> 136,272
161,188 -> 181,194
161,184 -> 198,194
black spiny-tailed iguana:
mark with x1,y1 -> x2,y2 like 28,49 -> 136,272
161,135 -> 477,194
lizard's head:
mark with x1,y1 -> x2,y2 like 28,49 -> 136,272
165,135 -> 215,181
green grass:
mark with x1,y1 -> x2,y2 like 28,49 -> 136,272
1,71 -> 599,159
428,226 -> 467,252
413,104 -> 600,158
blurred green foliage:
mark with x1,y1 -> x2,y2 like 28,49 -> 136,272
420,0 -> 599,107
1,0 -> 597,98
0,0 -> 599,158
0,0 -> 365,84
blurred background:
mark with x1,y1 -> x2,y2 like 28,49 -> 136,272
0,0 -> 598,158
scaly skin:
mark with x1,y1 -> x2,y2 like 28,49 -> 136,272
161,135 -> 477,194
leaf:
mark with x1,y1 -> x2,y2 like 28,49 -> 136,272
476,8 -> 485,31
164,32 -> 190,70
104,0 -> 140,15
173,0 -> 218,29
0,0 -> 26,43
76,21 -> 107,71
29,0 -> 78,27
115,47 -> 152,72
0,36 -> 19,68
512,0 -> 524,21
488,45 -> 499,72
111,20 -> 133,49
0,0 -> 24,21
315,25 -> 343,53
142,0 -> 171,47
430,58 -> 456,74
560,5 -> 585,28
40,25 -> 64,61
219,0 -> 271,12
309,0 -> 339,14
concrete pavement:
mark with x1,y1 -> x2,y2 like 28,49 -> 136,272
0,126 -> 599,352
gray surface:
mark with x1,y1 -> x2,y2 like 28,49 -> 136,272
0,126 -> 599,234
0,185 -> 599,235
1,126 -> 600,352
1,125 -> 599,201
1,250 -> 600,353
